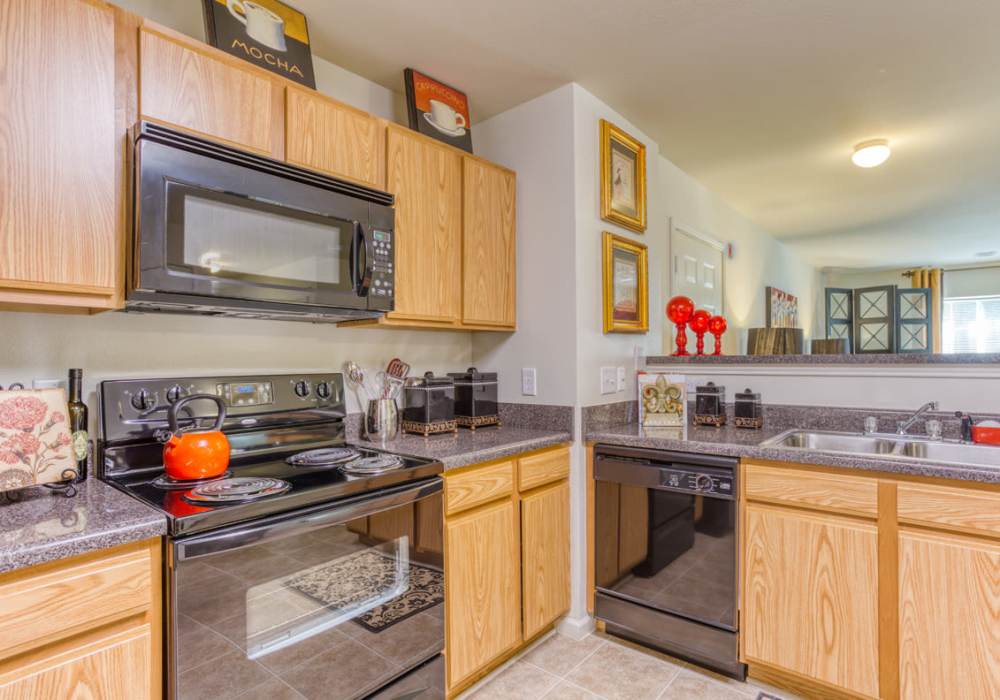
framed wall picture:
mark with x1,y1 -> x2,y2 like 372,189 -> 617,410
404,69 -> 473,153
600,119 -> 647,233
765,286 -> 800,328
603,232 -> 649,333
203,0 -> 316,88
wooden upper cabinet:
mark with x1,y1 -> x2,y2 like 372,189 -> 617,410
0,0 -> 117,308
139,27 -> 281,157
743,504 -> 880,699
385,126 -> 463,324
463,158 -> 517,328
285,88 -> 384,188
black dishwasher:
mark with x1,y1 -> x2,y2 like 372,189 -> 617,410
593,445 -> 745,680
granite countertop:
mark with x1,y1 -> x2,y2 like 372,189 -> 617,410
586,422 -> 1000,484
374,426 -> 572,470
0,480 -> 167,575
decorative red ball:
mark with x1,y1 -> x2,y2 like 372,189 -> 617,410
708,315 -> 727,334
666,296 -> 695,324
689,309 -> 711,333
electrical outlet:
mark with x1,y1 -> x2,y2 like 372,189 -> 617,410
33,378 -> 63,390
616,367 -> 627,392
600,367 -> 617,395
521,368 -> 537,396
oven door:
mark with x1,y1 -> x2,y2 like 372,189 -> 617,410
594,450 -> 737,631
134,135 -> 375,310
168,479 -> 445,700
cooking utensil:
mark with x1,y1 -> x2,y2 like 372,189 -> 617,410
162,394 -> 230,481
345,361 -> 371,401
386,358 -> 411,380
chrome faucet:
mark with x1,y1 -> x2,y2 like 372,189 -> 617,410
897,401 -> 939,436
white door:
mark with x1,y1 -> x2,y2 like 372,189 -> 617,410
668,222 -> 724,351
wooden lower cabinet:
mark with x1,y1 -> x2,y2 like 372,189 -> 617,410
521,480 -> 571,639
0,538 -> 160,700
897,528 -> 1000,700
444,498 -> 521,691
743,503 -> 880,699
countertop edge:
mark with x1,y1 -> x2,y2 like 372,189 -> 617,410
437,432 -> 573,469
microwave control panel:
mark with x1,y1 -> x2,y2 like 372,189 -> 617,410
371,229 -> 394,299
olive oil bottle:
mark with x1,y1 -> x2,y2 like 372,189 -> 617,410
67,368 -> 88,480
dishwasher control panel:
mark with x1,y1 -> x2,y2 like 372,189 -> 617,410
659,469 -> 734,496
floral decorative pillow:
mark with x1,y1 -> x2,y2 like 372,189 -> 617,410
0,389 -> 75,493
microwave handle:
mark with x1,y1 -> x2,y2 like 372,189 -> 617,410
352,222 -> 374,296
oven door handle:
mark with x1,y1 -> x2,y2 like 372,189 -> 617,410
174,477 -> 442,561
352,221 -> 374,297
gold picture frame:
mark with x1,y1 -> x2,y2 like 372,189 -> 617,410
602,232 -> 649,333
600,119 -> 647,233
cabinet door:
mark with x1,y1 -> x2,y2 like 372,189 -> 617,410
521,480 -> 570,639
385,126 -> 463,324
0,0 -> 117,305
744,504 -> 879,699
445,498 -> 520,690
285,87 -> 384,187
0,625 -> 151,700
463,158 -> 517,327
139,28 -> 279,156
898,529 -> 1000,700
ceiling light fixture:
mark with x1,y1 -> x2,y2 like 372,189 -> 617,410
851,139 -> 891,168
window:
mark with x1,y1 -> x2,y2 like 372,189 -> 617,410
942,296 -> 1000,353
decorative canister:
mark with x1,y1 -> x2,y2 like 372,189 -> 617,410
734,388 -> 763,429
447,367 -> 500,429
694,382 -> 727,427
402,373 -> 457,436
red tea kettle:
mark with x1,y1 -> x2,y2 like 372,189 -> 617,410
162,394 -> 230,481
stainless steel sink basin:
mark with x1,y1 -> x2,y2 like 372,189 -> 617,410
762,429 -> 1000,469
765,430 -> 897,455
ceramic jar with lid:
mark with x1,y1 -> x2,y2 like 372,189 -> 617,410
734,388 -> 763,429
447,367 -> 500,429
402,372 -> 457,436
694,382 -> 727,427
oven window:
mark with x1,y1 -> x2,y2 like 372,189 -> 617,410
173,495 -> 445,699
166,184 -> 355,289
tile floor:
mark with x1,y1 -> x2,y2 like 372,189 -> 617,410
460,631 -> 801,700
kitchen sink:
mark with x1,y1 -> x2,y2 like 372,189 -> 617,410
762,429 -> 1000,469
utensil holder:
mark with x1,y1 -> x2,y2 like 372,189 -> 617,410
364,399 -> 400,446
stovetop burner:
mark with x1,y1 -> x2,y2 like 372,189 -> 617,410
152,470 -> 233,489
183,477 -> 292,505
287,447 -> 361,467
340,454 -> 404,475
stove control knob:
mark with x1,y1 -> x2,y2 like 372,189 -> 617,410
166,384 -> 185,404
294,380 -> 311,398
695,474 -> 714,492
316,382 -> 331,399
131,388 -> 155,411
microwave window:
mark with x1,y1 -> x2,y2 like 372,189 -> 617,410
180,194 -> 349,286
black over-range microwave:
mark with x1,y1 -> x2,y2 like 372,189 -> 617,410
126,121 -> 395,323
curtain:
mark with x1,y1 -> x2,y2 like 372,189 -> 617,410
908,268 -> 943,352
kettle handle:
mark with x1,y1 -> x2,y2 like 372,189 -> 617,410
168,394 -> 227,434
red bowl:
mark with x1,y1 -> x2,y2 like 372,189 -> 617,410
971,425 -> 1000,446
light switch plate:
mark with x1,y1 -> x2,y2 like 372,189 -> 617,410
521,368 -> 537,396
616,367 -> 626,392
600,367 -> 617,395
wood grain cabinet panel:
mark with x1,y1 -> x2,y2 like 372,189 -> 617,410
745,463 -> 878,517
385,126 -> 463,324
444,461 -> 514,516
139,28 -> 278,156
518,446 -> 570,492
898,529 -> 1000,700
897,482 -> 1000,538
285,88 -> 384,187
521,480 -> 570,639
0,625 -> 151,700
444,498 -> 521,691
462,158 -> 517,328
0,0 -> 117,304
744,504 -> 880,699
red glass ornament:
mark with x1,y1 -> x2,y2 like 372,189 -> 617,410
666,296 -> 695,356
708,315 -> 728,356
690,309 -> 711,356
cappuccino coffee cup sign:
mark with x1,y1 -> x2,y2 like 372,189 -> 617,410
428,100 -> 467,133
227,0 -> 287,52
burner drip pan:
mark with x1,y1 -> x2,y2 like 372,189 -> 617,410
287,447 -> 361,467
340,454 -> 404,476
184,477 -> 291,504
153,470 -> 233,489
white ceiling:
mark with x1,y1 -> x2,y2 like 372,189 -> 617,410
292,0 -> 1000,269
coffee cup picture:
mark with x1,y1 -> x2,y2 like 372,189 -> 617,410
203,0 -> 316,88
404,69 -> 474,153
